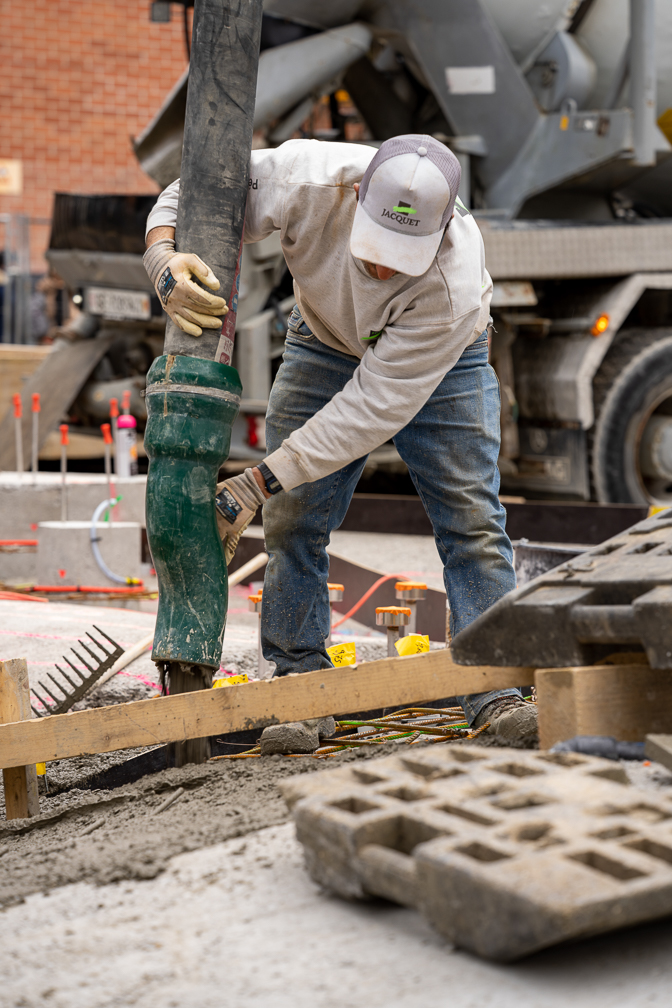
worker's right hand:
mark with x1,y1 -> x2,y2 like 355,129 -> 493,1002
215,469 -> 267,565
143,238 -> 228,337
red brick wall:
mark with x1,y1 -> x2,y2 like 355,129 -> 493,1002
0,0 -> 189,271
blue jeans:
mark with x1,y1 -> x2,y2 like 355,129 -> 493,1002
261,309 -> 521,724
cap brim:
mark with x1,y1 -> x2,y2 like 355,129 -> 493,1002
350,201 -> 443,277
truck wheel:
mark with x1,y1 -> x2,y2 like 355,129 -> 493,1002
592,328 -> 672,504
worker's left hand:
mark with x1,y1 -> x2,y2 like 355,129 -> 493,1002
215,469 -> 267,564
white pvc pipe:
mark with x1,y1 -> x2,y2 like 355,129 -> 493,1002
89,499 -> 129,585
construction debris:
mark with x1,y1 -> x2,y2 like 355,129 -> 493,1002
281,743 -> 672,961
452,508 -> 672,669
223,708 -> 491,759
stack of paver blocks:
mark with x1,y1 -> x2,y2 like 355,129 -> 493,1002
281,746 -> 672,961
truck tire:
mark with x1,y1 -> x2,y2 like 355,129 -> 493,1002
592,328 -> 672,504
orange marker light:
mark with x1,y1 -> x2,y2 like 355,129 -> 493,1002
591,313 -> 610,336
59,424 -> 69,446
32,393 -> 40,413
12,393 -> 22,418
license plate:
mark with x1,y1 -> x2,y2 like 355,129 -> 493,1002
85,286 -> 151,321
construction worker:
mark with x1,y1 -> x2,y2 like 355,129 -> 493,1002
144,134 -> 536,743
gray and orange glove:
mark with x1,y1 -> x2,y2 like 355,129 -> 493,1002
143,238 -> 227,337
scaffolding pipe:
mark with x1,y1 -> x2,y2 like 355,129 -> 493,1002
630,0 -> 657,166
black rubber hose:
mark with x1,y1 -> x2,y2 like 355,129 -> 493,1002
551,735 -> 646,761
166,0 -> 264,360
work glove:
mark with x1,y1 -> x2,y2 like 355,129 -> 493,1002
143,238 -> 228,337
215,469 -> 267,564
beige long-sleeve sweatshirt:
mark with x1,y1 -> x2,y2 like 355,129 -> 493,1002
146,139 -> 493,491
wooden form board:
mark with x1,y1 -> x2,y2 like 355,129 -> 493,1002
0,650 -> 532,769
536,664 -> 672,750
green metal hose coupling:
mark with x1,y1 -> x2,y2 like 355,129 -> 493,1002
144,353 -> 242,669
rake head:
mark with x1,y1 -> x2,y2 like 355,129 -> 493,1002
31,625 -> 124,718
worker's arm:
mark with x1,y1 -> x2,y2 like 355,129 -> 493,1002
264,301 -> 488,490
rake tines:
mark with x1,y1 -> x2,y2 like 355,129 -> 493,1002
31,625 -> 124,717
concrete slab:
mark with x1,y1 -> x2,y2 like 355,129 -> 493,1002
0,473 -> 147,539
36,520 -> 142,587
1,821 -> 672,1006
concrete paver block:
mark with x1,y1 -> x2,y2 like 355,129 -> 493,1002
645,735 -> 672,773
282,746 -> 672,960
36,521 -> 142,586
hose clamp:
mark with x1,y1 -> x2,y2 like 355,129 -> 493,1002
145,383 -> 241,406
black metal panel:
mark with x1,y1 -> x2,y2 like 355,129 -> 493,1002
49,193 -> 158,254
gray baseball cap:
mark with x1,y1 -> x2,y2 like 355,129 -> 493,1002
350,134 -> 461,276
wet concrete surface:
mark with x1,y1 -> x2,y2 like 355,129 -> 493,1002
2,789 -> 672,1007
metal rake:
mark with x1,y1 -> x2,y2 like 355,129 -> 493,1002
31,625 -> 123,717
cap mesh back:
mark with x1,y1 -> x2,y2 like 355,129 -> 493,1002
359,134 -> 461,230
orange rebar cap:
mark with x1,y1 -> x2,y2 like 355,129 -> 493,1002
100,423 -> 113,445
12,393 -> 22,418
327,583 -> 344,591
59,424 -> 69,445
395,581 -> 427,590
109,397 -> 119,418
31,392 -> 40,412
375,606 -> 411,616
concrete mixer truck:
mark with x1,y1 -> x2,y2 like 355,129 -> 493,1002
31,0 -> 672,507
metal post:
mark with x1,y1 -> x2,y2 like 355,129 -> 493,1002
101,423 -> 114,507
59,424 -> 68,522
248,592 -> 273,678
1,215 -> 10,343
31,393 -> 40,477
630,0 -> 657,166
12,394 -> 23,474
326,582 -> 344,647
109,397 -> 119,465
4,215 -> 31,344
395,581 -> 427,637
376,606 -> 411,657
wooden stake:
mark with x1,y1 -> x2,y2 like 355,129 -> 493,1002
0,650 -> 531,770
0,658 -> 40,820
